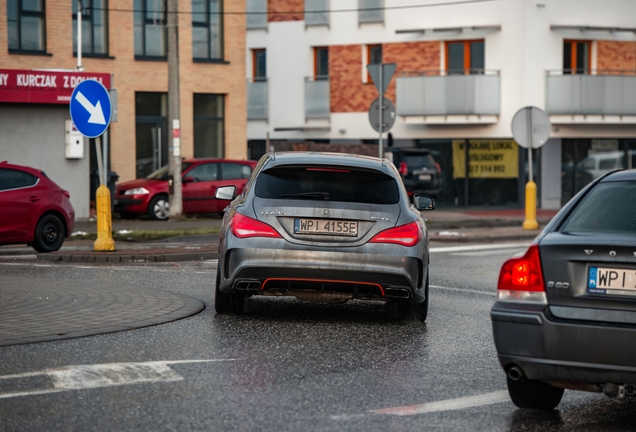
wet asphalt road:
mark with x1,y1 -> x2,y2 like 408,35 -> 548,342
1,244 -> 636,431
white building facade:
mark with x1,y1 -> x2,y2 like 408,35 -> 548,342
246,0 -> 636,208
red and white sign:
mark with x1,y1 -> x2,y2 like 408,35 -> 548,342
0,69 -> 111,104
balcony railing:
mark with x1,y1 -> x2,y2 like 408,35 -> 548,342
247,78 -> 268,120
358,0 -> 384,24
396,70 -> 500,117
246,0 -> 268,30
305,0 -> 329,26
305,76 -> 330,120
546,70 -> 636,116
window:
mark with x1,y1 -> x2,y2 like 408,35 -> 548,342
358,0 -> 384,24
7,0 -> 46,53
186,163 -> 218,182
192,0 -> 223,60
314,47 -> 329,79
134,0 -> 167,59
221,163 -> 252,180
366,44 -> 382,81
72,0 -> 108,56
253,49 -> 267,80
0,169 -> 38,191
305,0 -> 329,27
193,94 -> 224,158
246,0 -> 267,30
564,40 -> 590,74
446,40 -> 484,74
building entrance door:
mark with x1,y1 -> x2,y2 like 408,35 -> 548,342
136,118 -> 167,179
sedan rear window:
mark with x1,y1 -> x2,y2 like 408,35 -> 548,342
255,166 -> 400,204
562,182 -> 636,234
404,154 -> 436,169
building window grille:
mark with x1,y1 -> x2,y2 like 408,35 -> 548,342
192,0 -> 223,60
134,0 -> 167,59
305,0 -> 329,27
72,0 -> 109,56
194,94 -> 225,158
246,0 -> 267,30
7,0 -> 46,53
358,0 -> 383,24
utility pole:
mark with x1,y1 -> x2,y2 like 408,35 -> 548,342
167,0 -> 182,218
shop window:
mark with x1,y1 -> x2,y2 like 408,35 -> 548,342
314,47 -> 329,79
7,0 -> 46,53
253,49 -> 267,80
192,0 -> 223,61
563,40 -> 590,74
445,40 -> 484,74
365,44 -> 382,81
72,0 -> 108,56
134,0 -> 167,59
194,94 -> 225,158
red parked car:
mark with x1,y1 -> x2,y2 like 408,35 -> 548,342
0,161 -> 75,253
115,159 -> 257,220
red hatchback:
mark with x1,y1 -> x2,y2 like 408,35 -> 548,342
115,159 -> 257,220
0,162 -> 75,253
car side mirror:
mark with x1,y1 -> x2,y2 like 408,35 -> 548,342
414,195 -> 435,211
215,185 -> 236,201
182,176 -> 194,183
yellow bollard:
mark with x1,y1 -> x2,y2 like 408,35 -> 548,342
94,184 -> 116,251
522,181 -> 540,230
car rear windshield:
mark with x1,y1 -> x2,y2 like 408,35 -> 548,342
561,181 -> 636,234
254,166 -> 400,204
404,154 -> 436,169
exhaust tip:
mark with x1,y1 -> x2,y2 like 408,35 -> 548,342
507,365 -> 524,381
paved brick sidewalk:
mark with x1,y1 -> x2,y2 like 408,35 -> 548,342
0,275 -> 205,347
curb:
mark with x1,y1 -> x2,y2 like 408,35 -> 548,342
37,251 -> 219,263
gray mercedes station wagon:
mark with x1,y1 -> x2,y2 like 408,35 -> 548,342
492,169 -> 636,410
213,152 -> 434,320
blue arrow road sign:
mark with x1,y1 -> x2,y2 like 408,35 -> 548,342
69,79 -> 112,138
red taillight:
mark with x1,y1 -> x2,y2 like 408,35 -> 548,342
61,190 -> 70,198
435,162 -> 442,174
398,162 -> 408,176
369,222 -> 420,247
498,245 -> 544,291
231,213 -> 281,239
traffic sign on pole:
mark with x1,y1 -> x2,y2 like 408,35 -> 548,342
367,63 -> 397,94
368,97 -> 396,133
69,79 -> 112,138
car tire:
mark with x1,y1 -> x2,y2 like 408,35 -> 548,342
506,376 -> 564,410
147,195 -> 170,221
32,214 -> 65,253
414,271 -> 430,322
214,271 -> 245,315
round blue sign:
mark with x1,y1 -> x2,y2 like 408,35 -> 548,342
69,79 -> 112,138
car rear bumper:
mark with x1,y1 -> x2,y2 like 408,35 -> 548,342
219,242 -> 426,303
492,302 -> 636,384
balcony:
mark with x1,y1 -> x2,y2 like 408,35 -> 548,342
358,0 -> 384,24
546,71 -> 636,122
247,78 -> 268,121
305,0 -> 329,26
246,0 -> 267,30
305,76 -> 330,120
396,70 -> 500,124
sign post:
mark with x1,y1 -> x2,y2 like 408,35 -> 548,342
70,79 -> 114,251
367,63 -> 397,159
511,106 -> 551,230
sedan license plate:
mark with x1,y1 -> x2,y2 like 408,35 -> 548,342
418,174 -> 432,181
294,218 -> 358,236
588,266 -> 636,295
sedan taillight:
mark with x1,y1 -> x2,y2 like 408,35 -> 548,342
231,213 -> 281,239
369,222 -> 420,247
497,244 -> 547,303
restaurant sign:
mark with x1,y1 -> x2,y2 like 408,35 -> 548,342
0,69 -> 111,104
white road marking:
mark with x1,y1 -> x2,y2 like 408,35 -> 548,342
332,390 -> 510,420
0,359 -> 236,400
430,242 -> 529,254
430,284 -> 496,297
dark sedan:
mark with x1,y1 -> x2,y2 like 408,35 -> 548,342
213,152 -> 435,320
492,169 -> 636,410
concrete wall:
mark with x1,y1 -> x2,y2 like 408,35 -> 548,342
0,104 -> 90,219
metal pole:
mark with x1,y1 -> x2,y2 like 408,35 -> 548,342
77,0 -> 83,71
103,128 -> 108,185
95,136 -> 104,186
378,65 -> 383,159
523,107 -> 539,230
167,0 -> 182,218
526,108 -> 533,183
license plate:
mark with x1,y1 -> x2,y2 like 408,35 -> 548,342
588,266 -> 636,295
419,174 -> 432,181
294,218 -> 358,236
